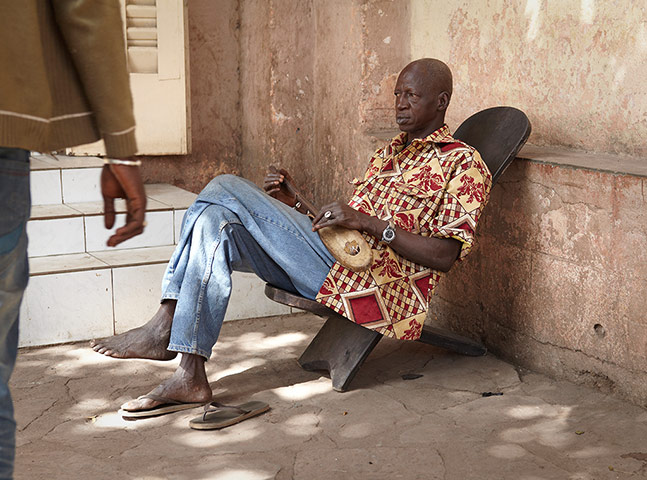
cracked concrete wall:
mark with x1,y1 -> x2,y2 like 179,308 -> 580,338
142,0 -> 411,201
237,0 -> 410,206
409,0 -> 647,404
140,0 -> 241,193
138,0 -> 647,404
432,161 -> 647,405
411,0 -> 647,157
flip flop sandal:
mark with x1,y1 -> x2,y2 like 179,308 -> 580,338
189,400 -> 270,430
119,393 -> 207,419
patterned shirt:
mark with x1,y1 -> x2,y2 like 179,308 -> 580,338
315,124 -> 492,341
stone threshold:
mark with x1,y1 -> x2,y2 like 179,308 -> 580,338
365,130 -> 647,179
30,153 -> 105,170
518,144 -> 647,178
29,245 -> 176,276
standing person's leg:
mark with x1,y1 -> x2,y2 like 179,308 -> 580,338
0,148 -> 30,479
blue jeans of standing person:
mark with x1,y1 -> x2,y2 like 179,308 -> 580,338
162,174 -> 335,359
0,148 -> 30,480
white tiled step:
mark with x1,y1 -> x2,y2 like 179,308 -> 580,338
30,154 -> 105,205
27,184 -> 195,257
19,247 -> 292,348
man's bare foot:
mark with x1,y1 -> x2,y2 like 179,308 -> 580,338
120,354 -> 212,412
90,300 -> 178,360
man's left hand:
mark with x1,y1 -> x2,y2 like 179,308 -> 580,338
312,201 -> 366,232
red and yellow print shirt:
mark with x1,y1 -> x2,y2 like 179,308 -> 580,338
315,124 -> 492,341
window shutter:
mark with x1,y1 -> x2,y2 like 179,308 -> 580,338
126,0 -> 158,74
69,0 -> 190,156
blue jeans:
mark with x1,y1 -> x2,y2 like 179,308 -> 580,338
0,148 -> 30,480
162,175 -> 335,359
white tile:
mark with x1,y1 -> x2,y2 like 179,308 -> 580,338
145,184 -> 197,209
61,167 -> 103,203
66,197 -> 170,216
90,245 -> 175,268
18,269 -> 114,347
174,209 -> 187,243
30,169 -> 62,205
30,253 -> 108,276
30,204 -> 80,220
84,210 -> 174,252
113,263 -> 167,333
224,272 -> 291,321
27,217 -> 85,257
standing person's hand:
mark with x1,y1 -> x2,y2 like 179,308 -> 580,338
263,167 -> 297,207
101,160 -> 147,247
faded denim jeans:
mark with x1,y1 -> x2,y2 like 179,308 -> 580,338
162,175 -> 335,359
0,148 -> 30,480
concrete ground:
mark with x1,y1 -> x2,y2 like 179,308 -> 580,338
11,313 -> 647,480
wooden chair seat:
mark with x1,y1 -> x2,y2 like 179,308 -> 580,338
265,284 -> 486,392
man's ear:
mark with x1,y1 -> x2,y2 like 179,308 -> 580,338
437,91 -> 450,111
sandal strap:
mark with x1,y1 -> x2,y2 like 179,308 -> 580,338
201,401 -> 250,421
139,393 -> 183,405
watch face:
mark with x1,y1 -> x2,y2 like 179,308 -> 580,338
383,226 -> 396,242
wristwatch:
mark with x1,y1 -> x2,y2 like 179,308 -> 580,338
381,220 -> 396,244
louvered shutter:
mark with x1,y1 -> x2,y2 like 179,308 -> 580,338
69,0 -> 190,156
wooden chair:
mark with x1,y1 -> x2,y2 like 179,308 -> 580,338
265,106 -> 531,392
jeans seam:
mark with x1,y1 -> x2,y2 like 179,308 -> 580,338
167,343 -> 210,359
192,219 -> 242,349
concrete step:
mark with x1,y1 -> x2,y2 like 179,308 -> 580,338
19,247 -> 292,348
27,184 -> 193,257
22,154 -> 293,348
30,154 -> 105,205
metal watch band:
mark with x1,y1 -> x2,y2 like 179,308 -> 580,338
381,220 -> 396,244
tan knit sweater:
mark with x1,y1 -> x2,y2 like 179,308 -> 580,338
0,0 -> 137,158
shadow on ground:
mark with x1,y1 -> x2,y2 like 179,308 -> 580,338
11,313 -> 647,479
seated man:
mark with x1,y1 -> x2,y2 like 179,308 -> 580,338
91,58 -> 492,416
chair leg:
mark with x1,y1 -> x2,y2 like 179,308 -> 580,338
298,315 -> 382,392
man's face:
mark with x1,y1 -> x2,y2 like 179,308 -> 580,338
394,66 -> 443,139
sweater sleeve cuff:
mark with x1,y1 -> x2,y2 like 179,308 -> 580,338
103,129 -> 138,159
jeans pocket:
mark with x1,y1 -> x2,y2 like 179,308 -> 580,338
0,149 -> 31,237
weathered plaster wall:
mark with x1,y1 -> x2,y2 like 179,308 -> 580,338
411,0 -> 647,157
142,0 -> 410,201
408,1 -> 647,404
138,0 -> 647,404
432,160 -> 647,404
140,0 -> 241,193
237,0 -> 410,206
238,0 -> 316,199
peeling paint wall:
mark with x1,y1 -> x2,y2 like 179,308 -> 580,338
411,0 -> 647,156
238,0 -> 316,200
408,0 -> 647,404
140,0 -> 241,192
138,0 -> 647,403
238,0 -> 410,206
433,162 -> 647,404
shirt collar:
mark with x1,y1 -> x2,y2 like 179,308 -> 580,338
388,124 -> 455,151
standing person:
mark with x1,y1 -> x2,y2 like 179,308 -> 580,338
0,1 -> 147,477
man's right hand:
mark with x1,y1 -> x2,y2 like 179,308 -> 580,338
101,163 -> 147,247
263,167 -> 297,207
